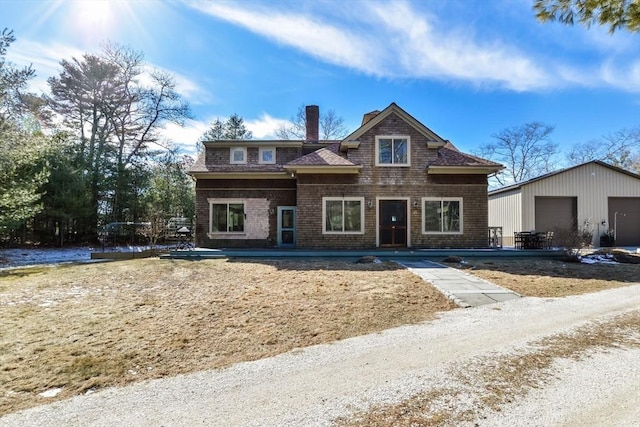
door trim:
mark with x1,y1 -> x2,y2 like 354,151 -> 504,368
376,197 -> 410,248
277,206 -> 296,247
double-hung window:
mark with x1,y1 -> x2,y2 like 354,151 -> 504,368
375,136 -> 410,166
230,147 -> 247,164
210,201 -> 245,233
422,198 -> 463,233
323,197 -> 364,234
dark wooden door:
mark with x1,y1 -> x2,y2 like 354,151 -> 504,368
379,200 -> 407,247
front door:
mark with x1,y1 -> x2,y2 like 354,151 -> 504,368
379,200 -> 407,247
277,206 -> 296,247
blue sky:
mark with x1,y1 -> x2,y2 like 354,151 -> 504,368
3,0 -> 639,159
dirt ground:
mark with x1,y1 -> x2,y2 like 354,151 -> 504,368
1,255 -> 638,416
339,310 -> 640,426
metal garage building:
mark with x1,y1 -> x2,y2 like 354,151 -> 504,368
489,161 -> 640,248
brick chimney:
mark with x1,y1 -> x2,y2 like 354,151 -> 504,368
305,105 -> 319,143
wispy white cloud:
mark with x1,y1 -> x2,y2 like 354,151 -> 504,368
553,59 -> 640,93
161,119 -> 209,156
160,113 -> 292,156
580,25 -> 639,55
246,114 -> 291,139
366,1 -> 549,91
141,64 -> 212,105
187,1 -> 385,77
185,0 -> 638,93
187,0 -> 549,91
8,39 -> 211,106
599,60 -> 640,93
7,39 -> 86,94
171,72 -> 211,105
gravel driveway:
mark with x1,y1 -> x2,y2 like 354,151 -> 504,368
2,284 -> 639,427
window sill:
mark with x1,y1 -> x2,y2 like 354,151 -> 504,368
422,231 -> 463,235
323,231 -> 365,235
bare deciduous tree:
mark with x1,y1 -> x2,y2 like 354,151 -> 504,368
476,121 -> 558,187
319,108 -> 347,140
568,127 -> 640,173
275,104 -> 347,140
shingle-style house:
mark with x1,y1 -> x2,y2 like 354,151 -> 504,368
189,103 -> 503,249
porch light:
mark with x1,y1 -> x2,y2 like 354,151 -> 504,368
367,200 -> 373,208
413,200 -> 419,208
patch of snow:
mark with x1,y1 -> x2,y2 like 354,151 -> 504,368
0,245 -> 169,270
39,388 -> 63,398
0,247 -> 91,269
580,254 -> 618,265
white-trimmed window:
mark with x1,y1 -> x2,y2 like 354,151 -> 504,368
422,198 -> 463,234
230,147 -> 247,164
209,201 -> 245,233
259,147 -> 276,164
375,136 -> 410,166
323,197 -> 364,234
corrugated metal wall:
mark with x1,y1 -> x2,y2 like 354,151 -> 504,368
521,163 -> 640,246
488,189 -> 521,246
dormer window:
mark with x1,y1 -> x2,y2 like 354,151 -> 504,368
259,147 -> 276,164
230,147 -> 247,164
375,136 -> 410,166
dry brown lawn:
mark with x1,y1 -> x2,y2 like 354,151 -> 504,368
0,258 -> 455,416
1,254 -> 638,417
450,255 -> 640,297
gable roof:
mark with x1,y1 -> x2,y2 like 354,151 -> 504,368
488,160 -> 640,196
340,103 -> 447,150
190,103 -> 503,178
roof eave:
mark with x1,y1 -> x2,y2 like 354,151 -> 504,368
203,140 -> 304,148
427,166 -> 503,175
339,140 -> 361,152
189,171 -> 293,179
284,165 -> 362,174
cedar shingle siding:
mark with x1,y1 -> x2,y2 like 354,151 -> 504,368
190,103 -> 502,249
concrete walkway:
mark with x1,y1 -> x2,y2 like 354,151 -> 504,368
395,260 -> 521,307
